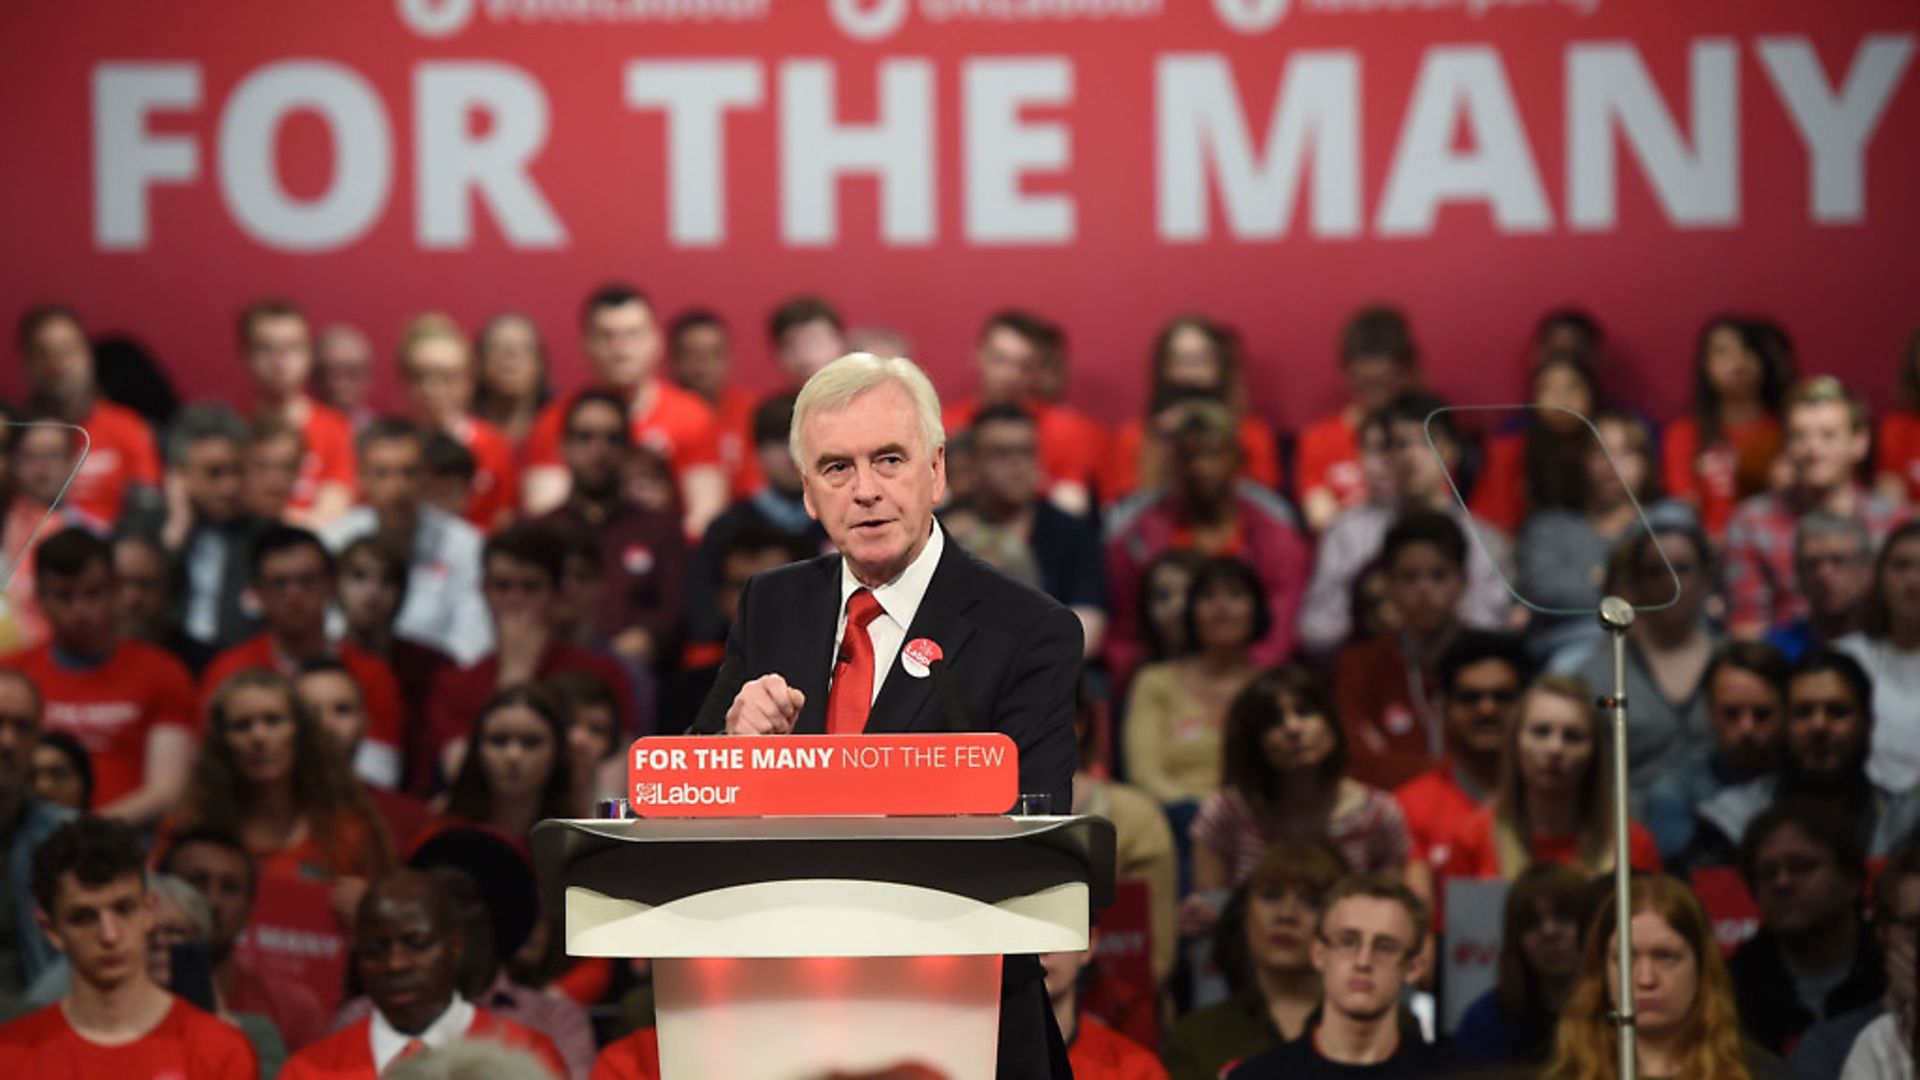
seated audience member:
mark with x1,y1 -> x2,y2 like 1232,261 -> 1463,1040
110,530 -> 212,674
1105,315 -> 1280,501
1394,631 -> 1529,872
1837,520 -> 1920,792
161,827 -> 329,1050
176,670 -> 394,920
421,431 -> 477,520
1724,376 -> 1905,638
295,660 -> 433,852
279,869 -> 566,1079
146,873 -> 287,1076
942,405 -> 1108,656
1645,642 -> 1788,864
442,685 -> 580,836
1300,393 -> 1515,655
1225,873 -> 1444,1078
766,293 -> 848,388
314,323 -> 376,433
0,670 -> 73,1011
324,418 -> 492,665
15,305 -> 161,527
1771,513 -> 1874,661
199,524 -> 406,789
1516,408 -> 1661,661
1731,801 -> 1884,1057
670,524 -> 815,722
336,535 -> 455,740
1332,511 -> 1470,790
1,422 -> 107,652
1691,649 -> 1920,871
1875,330 -> 1920,501
1543,873 -> 1776,1080
1164,838 -> 1349,1080
474,313 -> 551,450
240,299 -> 356,528
1039,937 -> 1169,1080
667,308 -> 759,500
1664,314 -> 1789,542
30,731 -> 91,813
1551,507 -> 1719,812
1070,682 -> 1178,988
2,529 -> 194,822
240,415 -> 304,524
1452,863 -> 1591,1068
1533,306 -> 1606,363
536,391 -> 687,673
522,284 -> 726,536
1439,674 -> 1660,883
1130,550 -> 1205,675
0,818 -> 256,1075
1470,347 -> 1603,534
399,313 -> 519,530
163,404 -> 270,653
1104,399 -> 1309,684
1121,557 -> 1267,812
427,525 -> 637,784
1191,665 -> 1414,900
549,671 -> 628,812
1832,844 -> 1920,1079
1295,305 -> 1421,534
941,310 -> 1108,513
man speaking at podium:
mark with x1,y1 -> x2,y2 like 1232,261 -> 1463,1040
692,351 -> 1082,1078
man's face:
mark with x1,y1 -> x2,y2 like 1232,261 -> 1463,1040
356,878 -> 462,1037
799,381 -> 946,587
1786,671 -> 1866,777
584,301 -> 660,391
484,554 -> 557,625
295,670 -> 369,757
1388,420 -> 1452,500
169,843 -> 252,958
40,561 -> 116,656
182,437 -> 244,524
970,418 -> 1039,510
1038,945 -> 1093,1005
246,314 -> 313,401
0,677 -> 39,798
13,427 -> 75,506
562,401 -> 629,496
1709,666 -> 1784,779
24,317 -> 94,407
1346,354 -> 1410,416
242,433 -> 302,521
719,547 -> 794,622
359,438 -> 423,523
778,318 -> 846,385
670,323 -> 731,401
404,338 -> 474,427
1312,896 -> 1423,1023
1444,658 -> 1522,759
40,873 -> 153,992
1751,824 -> 1855,938
1385,543 -> 1464,637
1796,531 -> 1872,620
976,326 -> 1038,405
316,328 -> 373,413
255,544 -> 333,640
1172,432 -> 1239,508
1786,401 -> 1868,494
113,540 -> 169,639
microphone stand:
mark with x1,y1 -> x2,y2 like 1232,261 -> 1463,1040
1598,596 -> 1637,1080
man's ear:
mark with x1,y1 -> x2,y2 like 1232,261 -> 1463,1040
930,444 -> 947,503
1310,936 -> 1327,977
34,906 -> 64,955
1405,936 -> 1431,988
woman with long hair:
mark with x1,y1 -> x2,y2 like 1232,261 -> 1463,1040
473,312 -> 551,450
1453,863 -> 1593,1067
1835,519 -> 1920,793
1471,348 -> 1605,533
1102,314 -> 1280,499
1662,315 -> 1793,540
1545,873 -> 1777,1079
174,668 -> 394,922
547,670 -> 628,809
443,683 -> 580,837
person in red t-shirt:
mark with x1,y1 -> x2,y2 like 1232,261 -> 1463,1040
2,529 -> 196,823
280,870 -> 566,1079
1295,305 -> 1421,533
15,305 -> 163,527
1039,936 -> 1169,1080
522,284 -> 727,537
668,308 -> 764,501
0,817 -> 258,1077
239,299 -> 357,529
294,662 -> 433,854
1394,632 -> 1530,873
398,313 -> 521,531
1662,315 -> 1791,541
1105,315 -> 1279,503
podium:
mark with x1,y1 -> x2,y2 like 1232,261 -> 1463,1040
533,814 -> 1116,1079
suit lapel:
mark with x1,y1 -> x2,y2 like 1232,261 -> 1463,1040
789,555 -> 843,735
867,542 -> 979,734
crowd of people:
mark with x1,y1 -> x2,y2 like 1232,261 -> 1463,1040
0,287 -> 1917,1079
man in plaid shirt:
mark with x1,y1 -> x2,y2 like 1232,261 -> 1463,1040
1724,377 -> 1906,637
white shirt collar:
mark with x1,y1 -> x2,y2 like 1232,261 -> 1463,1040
370,996 -> 476,1073
839,520 -> 944,633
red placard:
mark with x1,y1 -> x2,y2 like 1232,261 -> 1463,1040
628,734 -> 1019,817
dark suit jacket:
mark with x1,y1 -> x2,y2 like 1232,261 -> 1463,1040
690,535 -> 1082,1079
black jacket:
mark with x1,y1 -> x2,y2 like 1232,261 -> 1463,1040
1728,917 -> 1885,1056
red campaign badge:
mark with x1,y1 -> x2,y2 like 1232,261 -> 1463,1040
1382,704 -> 1415,736
901,638 -> 941,678
621,544 -> 655,575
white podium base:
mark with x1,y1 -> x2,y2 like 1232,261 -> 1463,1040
655,954 -> 1003,1080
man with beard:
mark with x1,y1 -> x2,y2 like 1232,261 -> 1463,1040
1688,649 -> 1920,871
1393,632 -> 1529,874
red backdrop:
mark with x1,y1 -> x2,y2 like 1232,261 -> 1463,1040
1,0 -> 1915,429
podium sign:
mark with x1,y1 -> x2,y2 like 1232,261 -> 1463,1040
628,734 -> 1020,817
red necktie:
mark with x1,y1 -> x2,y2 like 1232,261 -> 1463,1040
827,589 -> 885,735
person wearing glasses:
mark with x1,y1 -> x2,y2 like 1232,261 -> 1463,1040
1770,513 -> 1873,662
1224,872 -> 1446,1078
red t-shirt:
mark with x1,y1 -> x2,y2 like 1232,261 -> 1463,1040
0,997 -> 258,1079
525,381 -> 722,481
1661,413 -> 1782,540
942,397 -> 1112,497
714,386 -> 762,501
1295,411 -> 1367,514
1103,414 -> 1279,501
452,417 -> 521,529
1393,767 -> 1489,867
197,636 -> 405,782
290,401 -> 358,512
424,644 -> 638,777
279,1010 -> 566,1079
1069,1015 -> 1170,1080
2,641 -> 195,808
1877,411 -> 1920,502
591,1026 -> 661,1080
1468,430 -> 1528,534
1437,805 -> 1661,881
67,400 -> 161,525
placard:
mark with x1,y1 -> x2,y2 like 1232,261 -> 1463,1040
1442,877 -> 1508,1035
628,734 -> 1019,817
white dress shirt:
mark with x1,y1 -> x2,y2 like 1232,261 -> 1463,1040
834,522 -> 945,705
369,996 -> 476,1074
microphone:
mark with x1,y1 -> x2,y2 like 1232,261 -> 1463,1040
928,658 -> 969,734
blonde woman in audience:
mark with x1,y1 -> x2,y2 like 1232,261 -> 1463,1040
474,313 -> 551,451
